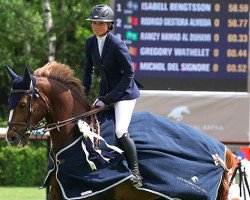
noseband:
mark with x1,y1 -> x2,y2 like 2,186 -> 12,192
8,87 -> 50,138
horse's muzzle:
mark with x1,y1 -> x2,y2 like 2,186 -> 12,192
6,129 -> 28,147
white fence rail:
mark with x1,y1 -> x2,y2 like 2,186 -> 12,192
0,128 -> 6,135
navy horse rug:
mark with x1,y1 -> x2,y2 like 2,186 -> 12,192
43,111 -> 226,200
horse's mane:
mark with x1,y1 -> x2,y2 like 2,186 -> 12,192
34,61 -> 87,102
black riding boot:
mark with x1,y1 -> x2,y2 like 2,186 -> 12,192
118,133 -> 142,188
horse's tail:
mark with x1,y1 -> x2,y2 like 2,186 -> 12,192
217,148 -> 234,200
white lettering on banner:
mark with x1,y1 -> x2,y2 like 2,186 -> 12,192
139,48 -> 210,57
140,2 -> 211,12
140,47 -> 173,56
189,33 -> 211,42
124,24 -> 132,29
141,2 -> 168,11
141,17 -> 211,27
174,48 -> 210,57
189,18 -> 211,27
193,125 -> 224,131
140,17 -> 163,26
181,63 -> 210,72
169,3 -> 211,12
140,62 -> 166,71
167,63 -> 179,71
124,40 -> 132,45
124,10 -> 132,14
161,33 -> 181,41
140,32 -> 161,41
203,125 -> 224,131
160,33 -> 211,42
164,18 -> 189,26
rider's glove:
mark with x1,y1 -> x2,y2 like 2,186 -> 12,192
98,95 -> 113,105
93,95 -> 113,108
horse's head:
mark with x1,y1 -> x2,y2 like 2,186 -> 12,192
5,66 -> 49,147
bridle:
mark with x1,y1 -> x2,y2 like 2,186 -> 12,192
7,86 -> 50,139
8,85 -> 111,140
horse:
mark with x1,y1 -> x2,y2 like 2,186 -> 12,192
5,61 -> 233,200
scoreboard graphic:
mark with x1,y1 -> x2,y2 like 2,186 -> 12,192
112,0 -> 249,91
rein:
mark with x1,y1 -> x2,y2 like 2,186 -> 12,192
42,105 -> 111,132
8,87 -> 112,136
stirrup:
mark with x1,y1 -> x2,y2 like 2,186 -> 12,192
130,173 -> 143,188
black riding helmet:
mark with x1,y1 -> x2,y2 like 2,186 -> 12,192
86,4 -> 114,30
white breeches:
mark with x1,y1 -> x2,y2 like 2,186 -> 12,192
114,99 -> 136,138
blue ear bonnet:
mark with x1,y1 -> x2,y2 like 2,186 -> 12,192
9,76 -> 36,110
6,66 -> 37,110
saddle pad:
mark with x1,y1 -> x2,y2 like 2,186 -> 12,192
43,111 -> 226,200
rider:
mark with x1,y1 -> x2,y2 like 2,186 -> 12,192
82,4 -> 142,187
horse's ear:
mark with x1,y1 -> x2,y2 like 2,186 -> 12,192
23,67 -> 31,86
5,65 -> 18,80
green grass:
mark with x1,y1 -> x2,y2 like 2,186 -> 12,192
0,187 -> 46,200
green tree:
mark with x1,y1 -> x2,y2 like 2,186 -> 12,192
0,0 -> 107,120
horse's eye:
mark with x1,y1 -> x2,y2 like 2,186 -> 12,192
18,102 -> 26,108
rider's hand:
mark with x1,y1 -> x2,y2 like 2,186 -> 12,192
95,99 -> 105,107
98,95 -> 113,105
93,98 -> 105,108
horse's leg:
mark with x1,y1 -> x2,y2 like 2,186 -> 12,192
217,148 -> 234,200
48,173 -> 64,200
113,183 -> 159,200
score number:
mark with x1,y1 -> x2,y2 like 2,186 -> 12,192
227,49 -> 248,58
228,4 -> 249,12
228,19 -> 248,28
227,3 -> 249,74
227,64 -> 247,73
227,34 -> 248,43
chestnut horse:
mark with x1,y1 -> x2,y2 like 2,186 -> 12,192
5,61 -> 233,200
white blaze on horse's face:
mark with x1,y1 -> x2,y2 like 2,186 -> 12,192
5,109 -> 14,144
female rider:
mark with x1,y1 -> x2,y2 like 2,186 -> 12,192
82,4 -> 142,187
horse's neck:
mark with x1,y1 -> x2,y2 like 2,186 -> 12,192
37,78 -> 89,153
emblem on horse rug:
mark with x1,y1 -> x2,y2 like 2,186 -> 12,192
191,176 -> 199,183
5,61 -> 233,200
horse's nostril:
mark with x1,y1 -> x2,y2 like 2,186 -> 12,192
10,136 -> 17,143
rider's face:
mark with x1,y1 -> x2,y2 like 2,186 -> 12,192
91,21 -> 109,37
